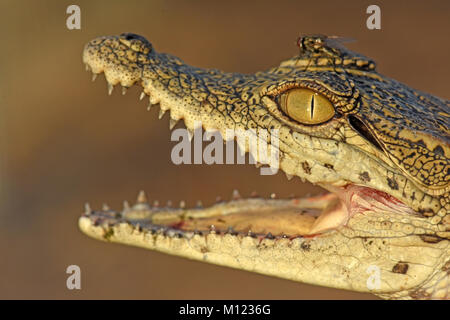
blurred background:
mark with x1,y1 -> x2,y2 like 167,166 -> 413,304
0,0 -> 448,299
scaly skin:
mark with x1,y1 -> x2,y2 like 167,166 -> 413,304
79,33 -> 449,299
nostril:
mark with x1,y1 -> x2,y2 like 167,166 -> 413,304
121,33 -> 138,41
118,33 -> 152,52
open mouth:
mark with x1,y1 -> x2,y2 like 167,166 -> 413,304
80,35 -> 417,241
82,179 -> 414,241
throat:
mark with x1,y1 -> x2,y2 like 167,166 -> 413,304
309,184 -> 417,234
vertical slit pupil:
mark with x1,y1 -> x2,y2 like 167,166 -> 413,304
310,94 -> 315,119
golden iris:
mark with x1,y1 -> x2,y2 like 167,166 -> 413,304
279,88 -> 335,125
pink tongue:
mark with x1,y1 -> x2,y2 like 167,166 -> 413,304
308,184 -> 414,234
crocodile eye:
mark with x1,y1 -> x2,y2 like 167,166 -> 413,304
279,89 -> 335,125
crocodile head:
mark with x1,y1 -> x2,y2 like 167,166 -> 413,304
79,33 -> 449,299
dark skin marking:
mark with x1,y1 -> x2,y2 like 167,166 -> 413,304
409,289 -> 431,300
103,228 -> 114,241
392,262 -> 409,274
302,161 -> 311,174
324,163 -> 334,170
432,145 -> 445,157
420,234 -> 445,243
422,211 -> 435,217
442,260 -> 450,274
387,177 -> 399,190
301,242 -> 311,251
359,171 -> 371,182
200,246 -> 209,254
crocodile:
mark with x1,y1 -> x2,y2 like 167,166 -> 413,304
79,33 -> 449,299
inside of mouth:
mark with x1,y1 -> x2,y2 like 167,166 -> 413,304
86,184 -> 414,238
88,193 -> 342,238
165,203 -> 319,237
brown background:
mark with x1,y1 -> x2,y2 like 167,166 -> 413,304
0,0 -> 448,299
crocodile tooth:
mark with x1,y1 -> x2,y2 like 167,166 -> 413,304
232,189 -> 241,200
85,64 -> 90,71
107,83 -> 114,95
137,190 -> 148,204
123,200 -> 130,210
285,173 -> 294,180
265,232 -> 274,239
158,109 -> 166,119
147,103 -> 153,111
91,73 -> 98,82
255,162 -> 262,168
121,86 -> 127,95
270,193 -> 277,199
166,229 -> 175,237
209,225 -> 216,233
179,200 -> 186,209
84,203 -> 92,214
169,118 -> 178,130
184,231 -> 194,240
102,203 -> 110,211
139,92 -> 146,100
